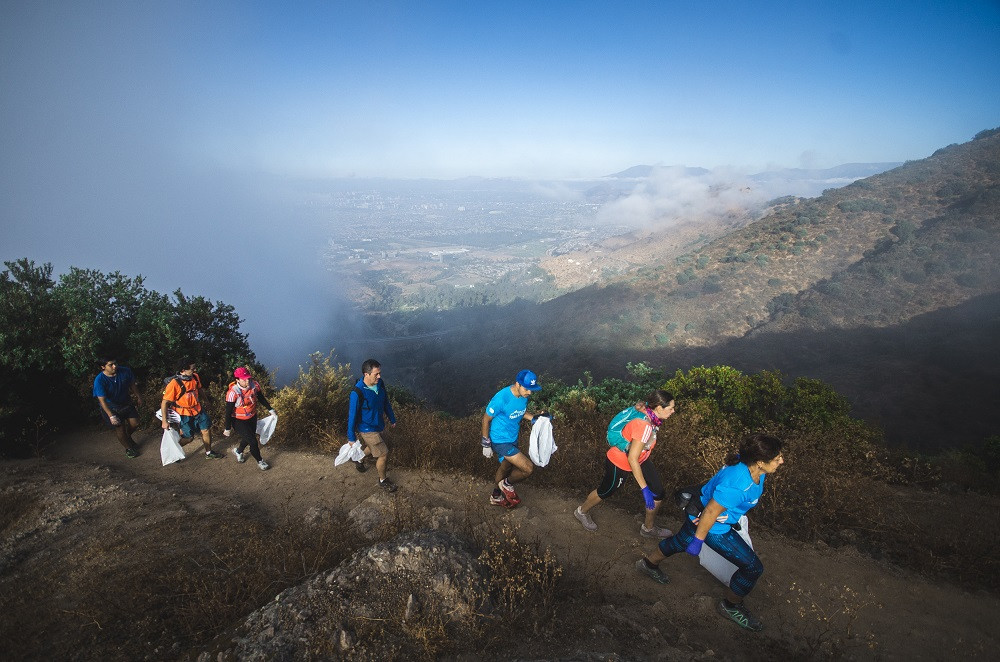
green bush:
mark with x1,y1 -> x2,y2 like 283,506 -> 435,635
1,259 -> 258,457
268,352 -> 355,450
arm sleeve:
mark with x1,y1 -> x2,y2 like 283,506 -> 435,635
383,389 -> 396,425
346,390 -> 359,441
257,387 -> 272,412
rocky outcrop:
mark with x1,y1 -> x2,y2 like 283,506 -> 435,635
227,529 -> 489,661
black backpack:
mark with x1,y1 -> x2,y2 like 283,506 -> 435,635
673,482 -> 741,531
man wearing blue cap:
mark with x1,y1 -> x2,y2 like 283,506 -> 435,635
481,369 -> 544,508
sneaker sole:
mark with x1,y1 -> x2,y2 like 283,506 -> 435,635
716,601 -> 763,632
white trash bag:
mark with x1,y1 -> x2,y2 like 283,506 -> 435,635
256,413 -> 278,445
698,515 -> 752,587
528,415 -> 557,467
160,427 -> 185,465
334,441 -> 366,466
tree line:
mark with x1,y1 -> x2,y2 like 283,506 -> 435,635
1,258 -> 259,457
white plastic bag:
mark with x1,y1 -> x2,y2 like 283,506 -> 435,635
334,441 -> 366,466
528,416 -> 557,467
160,428 -> 185,465
256,413 -> 277,445
698,515 -> 752,587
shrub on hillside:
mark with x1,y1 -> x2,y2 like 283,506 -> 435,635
1,259 -> 259,458
268,352 -> 354,449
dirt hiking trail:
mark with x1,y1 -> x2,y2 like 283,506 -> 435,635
3,426 -> 998,660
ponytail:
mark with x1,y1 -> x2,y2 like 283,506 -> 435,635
726,433 -> 783,466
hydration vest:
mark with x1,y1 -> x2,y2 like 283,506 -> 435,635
606,405 -> 648,453
228,381 -> 259,420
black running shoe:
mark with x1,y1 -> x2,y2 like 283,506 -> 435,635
717,600 -> 763,632
355,460 -> 367,473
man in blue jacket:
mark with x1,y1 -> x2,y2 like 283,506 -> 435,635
347,358 -> 398,492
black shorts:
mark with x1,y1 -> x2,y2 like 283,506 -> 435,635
101,404 -> 139,426
595,457 -> 665,501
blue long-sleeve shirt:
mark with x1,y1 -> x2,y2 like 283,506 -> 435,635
347,378 -> 396,441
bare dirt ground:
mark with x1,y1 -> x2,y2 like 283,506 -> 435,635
2,426 -> 998,660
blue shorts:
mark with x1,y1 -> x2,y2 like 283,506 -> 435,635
492,442 -> 521,463
178,411 -> 212,438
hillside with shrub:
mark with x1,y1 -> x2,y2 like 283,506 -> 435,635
547,127 -> 1000,349
3,357 -> 998,660
366,129 -> 1000,452
0,259 -> 263,458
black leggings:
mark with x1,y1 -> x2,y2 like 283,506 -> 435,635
233,416 -> 261,462
595,457 -> 666,500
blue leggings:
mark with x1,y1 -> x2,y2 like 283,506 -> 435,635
658,519 -> 764,598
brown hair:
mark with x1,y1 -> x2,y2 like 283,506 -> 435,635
725,433 -> 783,466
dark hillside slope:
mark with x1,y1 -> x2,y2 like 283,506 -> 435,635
380,130 -> 1000,450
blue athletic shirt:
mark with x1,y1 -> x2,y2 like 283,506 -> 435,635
485,386 -> 528,444
92,365 -> 136,407
694,462 -> 765,534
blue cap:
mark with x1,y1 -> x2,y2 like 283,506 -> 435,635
515,369 -> 541,391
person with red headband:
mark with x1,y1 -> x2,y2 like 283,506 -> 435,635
573,390 -> 676,538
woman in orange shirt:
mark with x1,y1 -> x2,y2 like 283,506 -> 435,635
574,390 -> 676,538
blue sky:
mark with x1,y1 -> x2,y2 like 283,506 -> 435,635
2,1 -> 999,375
3,0 -> 998,182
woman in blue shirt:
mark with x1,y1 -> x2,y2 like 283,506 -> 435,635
636,433 -> 784,632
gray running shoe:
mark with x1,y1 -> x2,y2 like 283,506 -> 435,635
640,523 -> 673,539
635,558 -> 669,584
233,447 -> 246,463
257,459 -> 270,471
574,506 -> 598,532
717,600 -> 763,632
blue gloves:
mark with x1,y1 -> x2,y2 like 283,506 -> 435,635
641,486 -> 656,510
685,537 -> 704,556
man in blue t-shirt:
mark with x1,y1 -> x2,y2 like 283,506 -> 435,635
93,356 -> 143,458
481,369 -> 544,508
